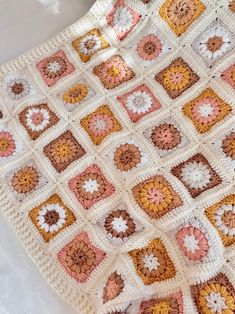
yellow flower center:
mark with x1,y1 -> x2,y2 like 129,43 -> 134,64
230,140 -> 235,152
108,66 -> 121,77
18,172 -> 34,185
232,68 -> 235,81
151,301 -> 170,314
55,144 -> 71,157
0,138 -> 10,151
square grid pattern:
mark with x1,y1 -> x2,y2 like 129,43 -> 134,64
0,1 -> 234,313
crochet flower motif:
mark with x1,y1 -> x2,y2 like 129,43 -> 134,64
191,273 -> 235,314
6,160 -> 46,200
117,84 -> 161,122
107,0 -> 141,40
221,63 -> 235,90
129,238 -> 176,285
194,21 -> 233,65
104,208 -> 136,240
171,153 -> 222,198
222,131 -> 235,161
72,28 -> 110,63
143,118 -> 190,159
140,292 -> 183,314
159,0 -> 205,36
36,50 -> 75,87
81,105 -> 122,145
93,55 -> 135,89
103,272 -> 124,303
183,88 -> 232,133
176,225 -> 208,261
205,194 -> 235,247
11,165 -> 39,194
113,143 -> 142,171
0,131 -> 16,158
58,232 -> 106,283
69,164 -> 115,209
132,175 -> 182,219
137,34 -> 163,61
43,131 -> 85,173
60,80 -> 95,112
150,123 -> 181,151
19,103 -> 59,140
155,57 -> 199,99
29,194 -> 76,242
62,83 -> 88,106
6,78 -> 30,101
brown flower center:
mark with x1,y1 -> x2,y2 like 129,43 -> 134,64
173,1 -> 193,18
221,211 -> 235,229
84,39 -> 96,50
222,132 -> 235,159
114,144 -> 142,171
73,250 -> 88,264
68,89 -> 83,98
206,36 -> 223,52
151,124 -> 181,150
229,0 -> 235,13
44,210 -> 60,226
120,150 -> 137,164
68,243 -> 96,273
11,82 -> 24,95
143,41 -> 157,55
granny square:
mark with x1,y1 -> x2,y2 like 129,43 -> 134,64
1,1 -> 234,313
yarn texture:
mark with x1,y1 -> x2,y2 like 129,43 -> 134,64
0,0 -> 234,313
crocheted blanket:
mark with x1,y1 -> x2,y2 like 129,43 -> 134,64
0,0 -> 234,313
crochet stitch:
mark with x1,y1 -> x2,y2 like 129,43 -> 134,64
0,1 -> 234,313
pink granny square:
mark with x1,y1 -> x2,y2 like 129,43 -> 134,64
68,164 -> 115,209
117,84 -> 161,122
107,0 -> 141,41
36,50 -> 75,87
58,232 -> 106,282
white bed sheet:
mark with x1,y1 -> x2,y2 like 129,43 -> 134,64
0,1 -> 95,313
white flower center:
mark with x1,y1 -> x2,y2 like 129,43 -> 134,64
94,118 -> 106,131
205,292 -> 227,313
48,61 -> 61,73
26,108 -> 50,131
111,217 -> 128,233
126,91 -> 152,114
183,235 -> 199,253
83,179 -> 100,193
181,162 -> 211,189
143,254 -> 159,271
79,34 -> 101,54
198,103 -> 213,117
113,7 -> 133,32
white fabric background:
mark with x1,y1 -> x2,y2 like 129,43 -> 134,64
0,1 -> 95,313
